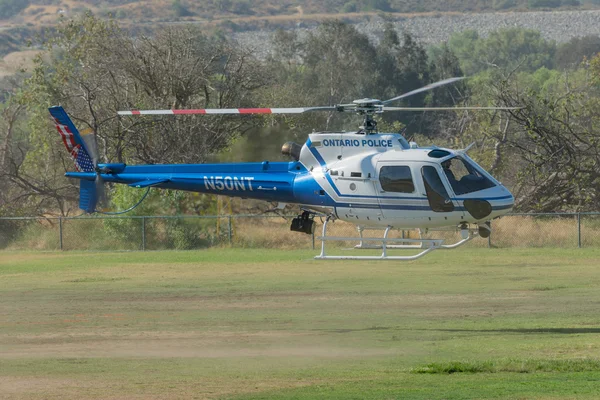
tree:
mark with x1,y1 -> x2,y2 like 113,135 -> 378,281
448,28 -> 556,75
490,70 -> 600,212
377,27 -> 449,135
555,35 -> 600,70
425,42 -> 469,138
299,21 -> 380,130
1,75 -> 80,216
24,15 -> 267,165
6,15 -> 267,215
303,21 -> 378,104
172,0 -> 193,17
0,87 -> 24,213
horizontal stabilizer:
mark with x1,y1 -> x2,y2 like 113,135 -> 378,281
129,179 -> 170,188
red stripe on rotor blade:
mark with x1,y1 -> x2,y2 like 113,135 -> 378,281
238,108 -> 272,114
131,110 -> 141,115
173,109 -> 206,115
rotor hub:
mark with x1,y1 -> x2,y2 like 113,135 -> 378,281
352,98 -> 382,107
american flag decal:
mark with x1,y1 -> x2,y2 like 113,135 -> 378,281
75,145 -> 94,172
54,119 -> 77,152
52,116 -> 95,173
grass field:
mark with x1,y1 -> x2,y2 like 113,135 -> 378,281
2,248 -> 600,399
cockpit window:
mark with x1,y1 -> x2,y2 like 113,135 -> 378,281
441,156 -> 496,195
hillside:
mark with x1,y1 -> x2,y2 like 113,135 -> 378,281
2,0 -> 600,26
233,9 -> 600,60
2,0 -> 600,76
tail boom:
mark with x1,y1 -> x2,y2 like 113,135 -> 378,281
65,161 -> 313,204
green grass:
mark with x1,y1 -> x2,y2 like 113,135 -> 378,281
2,248 -> 600,399
412,359 -> 600,374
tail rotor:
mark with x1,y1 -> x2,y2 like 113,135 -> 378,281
80,128 -> 108,211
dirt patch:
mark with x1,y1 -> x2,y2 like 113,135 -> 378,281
0,376 -> 90,394
0,50 -> 41,77
3,329 -> 314,343
0,252 -> 66,264
1,339 -> 393,359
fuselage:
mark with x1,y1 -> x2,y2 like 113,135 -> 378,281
67,132 -> 514,228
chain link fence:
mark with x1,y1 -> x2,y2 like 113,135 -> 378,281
1,213 -> 600,251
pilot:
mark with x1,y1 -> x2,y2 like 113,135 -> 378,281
442,160 -> 457,184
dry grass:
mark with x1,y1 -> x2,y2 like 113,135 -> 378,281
232,216 -> 313,249
492,215 -> 588,248
0,50 -> 41,77
3,214 -> 600,251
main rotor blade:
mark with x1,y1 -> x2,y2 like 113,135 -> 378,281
382,106 -> 524,111
382,77 -> 465,105
118,106 -> 336,116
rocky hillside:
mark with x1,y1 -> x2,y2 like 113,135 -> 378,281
3,4 -> 600,70
0,0 -> 599,25
232,9 -> 600,58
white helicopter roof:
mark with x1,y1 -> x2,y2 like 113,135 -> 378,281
304,131 -> 456,165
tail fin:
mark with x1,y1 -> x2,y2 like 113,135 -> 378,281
78,180 -> 99,214
49,106 -> 98,213
49,106 -> 96,173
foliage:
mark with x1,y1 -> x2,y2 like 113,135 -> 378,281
528,0 -> 577,7
413,359 -> 600,374
171,0 -> 193,17
101,182 -> 218,248
21,15 -> 267,166
445,28 -> 556,75
555,35 -> 600,69
488,68 -> 600,212
341,0 -> 393,12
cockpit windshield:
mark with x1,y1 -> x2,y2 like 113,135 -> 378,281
441,156 -> 496,195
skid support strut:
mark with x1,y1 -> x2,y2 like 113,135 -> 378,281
315,220 -> 477,261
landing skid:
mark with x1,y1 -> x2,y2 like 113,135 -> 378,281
315,219 -> 478,261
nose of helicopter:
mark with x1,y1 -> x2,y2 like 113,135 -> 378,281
488,188 -> 514,219
461,185 -> 514,222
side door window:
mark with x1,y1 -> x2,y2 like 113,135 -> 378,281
422,166 -> 454,212
379,166 -> 415,193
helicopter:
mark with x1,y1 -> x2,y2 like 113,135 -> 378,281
51,77 -> 517,260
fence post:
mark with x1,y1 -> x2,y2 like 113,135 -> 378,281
59,217 -> 63,251
578,213 -> 582,248
488,221 -> 492,248
142,217 -> 146,251
312,230 -> 315,250
228,216 -> 233,246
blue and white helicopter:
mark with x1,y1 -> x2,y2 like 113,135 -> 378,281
51,77 -> 516,260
